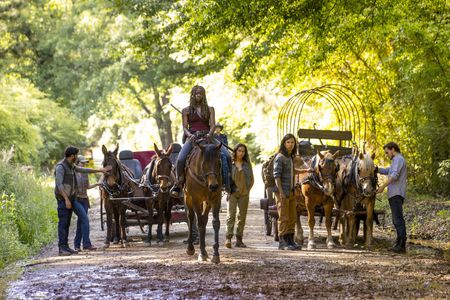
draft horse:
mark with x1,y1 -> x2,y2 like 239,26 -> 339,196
101,145 -> 144,248
298,150 -> 340,250
141,143 -> 175,245
184,139 -> 223,264
336,150 -> 377,248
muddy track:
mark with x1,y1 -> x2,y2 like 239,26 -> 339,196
6,196 -> 450,299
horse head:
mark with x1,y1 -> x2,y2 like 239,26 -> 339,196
315,150 -> 340,196
102,144 -> 120,188
358,152 -> 377,197
197,142 -> 222,192
152,143 -> 173,191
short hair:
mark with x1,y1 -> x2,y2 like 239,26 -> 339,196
64,146 -> 79,157
383,142 -> 400,153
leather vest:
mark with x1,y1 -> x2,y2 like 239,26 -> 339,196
54,159 -> 77,199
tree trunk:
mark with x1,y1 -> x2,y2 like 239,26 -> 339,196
151,86 -> 173,148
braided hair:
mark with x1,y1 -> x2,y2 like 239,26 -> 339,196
189,85 -> 210,120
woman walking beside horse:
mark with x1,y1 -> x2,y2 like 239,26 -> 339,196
225,143 -> 254,248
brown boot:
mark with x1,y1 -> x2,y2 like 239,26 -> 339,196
235,236 -> 247,248
225,236 -> 232,248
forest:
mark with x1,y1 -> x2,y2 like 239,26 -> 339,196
0,0 -> 449,282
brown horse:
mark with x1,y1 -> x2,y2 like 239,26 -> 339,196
101,145 -> 144,248
141,143 -> 174,245
336,151 -> 377,248
298,150 -> 340,250
184,140 -> 223,263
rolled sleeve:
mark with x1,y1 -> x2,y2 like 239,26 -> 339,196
55,165 -> 65,193
273,154 -> 283,179
389,157 -> 402,180
378,167 -> 390,175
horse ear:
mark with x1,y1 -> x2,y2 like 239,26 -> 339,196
113,144 -> 119,156
102,145 -> 108,156
215,142 -> 222,151
371,152 -> 376,160
166,144 -> 173,156
332,150 -> 340,160
154,143 -> 162,157
359,152 -> 365,160
317,149 -> 325,160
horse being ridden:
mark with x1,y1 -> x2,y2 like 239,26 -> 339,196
141,143 -> 175,245
184,138 -> 223,263
171,85 -> 233,198
298,150 -> 340,250
101,145 -> 144,248
335,150 -> 377,248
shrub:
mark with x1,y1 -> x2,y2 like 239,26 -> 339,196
0,161 -> 57,269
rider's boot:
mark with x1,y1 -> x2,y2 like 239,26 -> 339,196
170,176 -> 183,198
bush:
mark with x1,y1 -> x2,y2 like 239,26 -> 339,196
0,161 -> 57,269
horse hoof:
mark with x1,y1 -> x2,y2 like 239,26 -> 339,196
211,255 -> 220,264
186,248 -> 195,256
327,243 -> 336,249
198,254 -> 208,262
307,242 -> 316,250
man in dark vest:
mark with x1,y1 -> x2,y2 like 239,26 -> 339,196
55,146 -> 110,256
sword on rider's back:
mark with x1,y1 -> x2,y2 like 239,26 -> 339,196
170,104 -> 234,152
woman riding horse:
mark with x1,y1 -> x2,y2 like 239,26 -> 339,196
171,85 -> 235,197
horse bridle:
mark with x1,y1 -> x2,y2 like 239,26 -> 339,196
152,156 -> 173,193
102,154 -> 134,197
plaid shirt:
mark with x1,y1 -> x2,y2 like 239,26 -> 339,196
273,153 -> 294,197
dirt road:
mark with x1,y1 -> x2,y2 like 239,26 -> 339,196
6,195 -> 450,299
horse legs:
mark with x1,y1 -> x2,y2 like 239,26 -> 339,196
197,206 -> 209,262
120,207 -> 129,247
365,200 -> 374,249
156,200 -> 164,243
113,205 -> 120,244
347,213 -> 356,247
295,210 -> 304,245
211,204 -> 221,264
164,198 -> 172,242
324,203 -> 336,249
104,201 -> 113,248
306,200 -> 316,250
339,212 -> 346,246
186,196 -> 195,256
145,198 -> 154,246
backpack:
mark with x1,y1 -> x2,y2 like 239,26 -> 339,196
262,154 -> 277,188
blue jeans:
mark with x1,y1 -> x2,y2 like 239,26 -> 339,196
73,198 -> 92,248
389,195 -> 407,240
57,198 -> 73,249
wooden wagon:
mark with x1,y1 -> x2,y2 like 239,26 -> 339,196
260,84 -> 385,241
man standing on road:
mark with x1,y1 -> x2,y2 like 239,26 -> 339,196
377,142 -> 408,253
54,146 -> 110,256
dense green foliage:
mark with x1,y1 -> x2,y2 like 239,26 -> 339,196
1,0 -> 449,187
0,161 -> 57,269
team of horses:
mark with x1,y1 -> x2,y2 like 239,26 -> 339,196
292,147 -> 378,250
99,137 -> 378,264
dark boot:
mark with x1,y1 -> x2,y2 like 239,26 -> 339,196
170,176 -> 184,198
392,238 -> 406,254
287,233 -> 301,250
235,236 -> 247,248
225,235 -> 232,248
278,235 -> 288,250
390,237 -> 400,251
285,234 -> 297,251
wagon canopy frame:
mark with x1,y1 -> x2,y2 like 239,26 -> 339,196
277,84 -> 367,150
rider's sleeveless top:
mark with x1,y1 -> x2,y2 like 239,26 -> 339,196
188,110 -> 210,133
